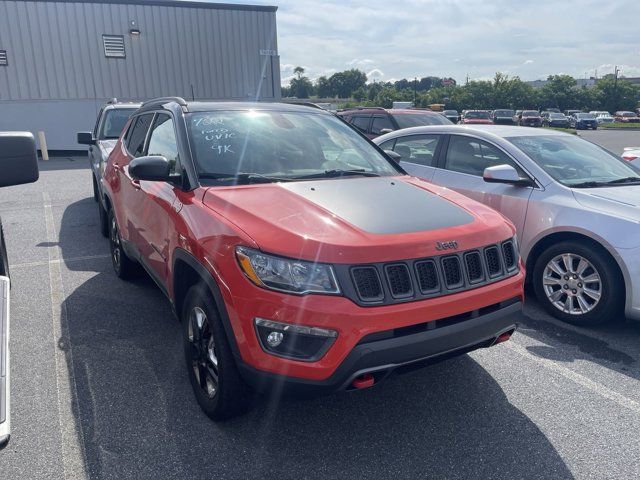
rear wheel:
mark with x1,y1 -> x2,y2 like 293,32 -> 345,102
533,241 -> 623,325
182,283 -> 252,420
108,208 -> 138,280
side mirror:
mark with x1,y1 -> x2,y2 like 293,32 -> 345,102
0,132 -> 39,187
385,150 -> 402,162
129,155 -> 180,183
483,164 -> 532,187
380,128 -> 395,135
77,131 -> 95,145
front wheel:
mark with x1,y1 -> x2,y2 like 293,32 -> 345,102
182,284 -> 252,420
533,241 -> 624,325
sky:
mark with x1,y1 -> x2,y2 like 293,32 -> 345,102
221,0 -> 640,86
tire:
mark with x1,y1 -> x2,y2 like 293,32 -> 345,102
98,199 -> 109,238
108,208 -> 138,280
532,240 -> 624,326
182,283 -> 252,420
92,175 -> 99,202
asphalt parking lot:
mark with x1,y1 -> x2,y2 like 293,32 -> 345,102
1,130 -> 640,480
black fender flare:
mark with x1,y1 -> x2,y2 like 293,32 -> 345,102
172,248 -> 241,359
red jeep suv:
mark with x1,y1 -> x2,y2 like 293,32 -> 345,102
101,98 -> 524,419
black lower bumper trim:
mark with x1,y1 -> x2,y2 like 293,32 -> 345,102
238,299 -> 522,396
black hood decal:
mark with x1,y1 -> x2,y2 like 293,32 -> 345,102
281,178 -> 474,235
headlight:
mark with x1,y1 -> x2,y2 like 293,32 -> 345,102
236,246 -> 340,295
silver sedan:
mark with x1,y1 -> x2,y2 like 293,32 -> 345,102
375,125 -> 640,326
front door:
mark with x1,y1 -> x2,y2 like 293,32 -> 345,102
431,134 -> 534,236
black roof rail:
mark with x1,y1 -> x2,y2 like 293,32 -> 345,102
139,96 -> 188,111
281,101 -> 326,110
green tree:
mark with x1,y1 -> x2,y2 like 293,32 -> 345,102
538,75 -> 578,111
287,66 -> 314,98
315,76 -> 331,98
328,69 -> 367,98
593,76 -> 639,112
293,66 -> 305,79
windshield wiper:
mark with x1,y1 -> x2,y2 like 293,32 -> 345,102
199,172 -> 292,184
568,177 -> 640,188
604,176 -> 640,185
567,181 -> 606,188
292,169 -> 380,180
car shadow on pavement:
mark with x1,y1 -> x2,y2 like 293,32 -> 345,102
520,299 -> 640,381
56,198 -> 574,480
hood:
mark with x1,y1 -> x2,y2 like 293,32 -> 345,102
98,139 -> 118,157
202,176 -> 515,264
572,186 -> 640,222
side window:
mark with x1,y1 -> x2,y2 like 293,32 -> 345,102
351,115 -> 371,133
147,114 -> 180,174
392,134 -> 442,166
370,115 -> 394,135
378,139 -> 396,151
445,135 -> 525,176
126,114 -> 154,158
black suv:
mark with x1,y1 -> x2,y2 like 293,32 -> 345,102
336,107 -> 452,138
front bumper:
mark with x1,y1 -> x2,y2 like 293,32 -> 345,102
238,298 -> 521,395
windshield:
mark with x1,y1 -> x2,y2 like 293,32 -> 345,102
464,111 -> 490,119
494,110 -> 514,116
187,110 -> 400,183
550,113 -> 565,119
522,111 -> 539,117
393,113 -> 452,128
622,112 -> 635,117
508,135 -> 640,187
100,108 -> 135,139
577,113 -> 596,119
443,110 -> 458,115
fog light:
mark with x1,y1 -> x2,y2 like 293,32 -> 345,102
266,331 -> 284,347
254,318 -> 337,362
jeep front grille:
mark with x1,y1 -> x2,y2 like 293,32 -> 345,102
341,239 -> 519,306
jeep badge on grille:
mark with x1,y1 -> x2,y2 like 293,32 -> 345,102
436,241 -> 458,251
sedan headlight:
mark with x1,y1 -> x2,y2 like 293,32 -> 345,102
236,246 -> 340,295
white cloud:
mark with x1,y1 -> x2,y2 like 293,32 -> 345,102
225,0 -> 640,85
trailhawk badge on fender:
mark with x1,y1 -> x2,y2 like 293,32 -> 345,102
436,241 -> 458,251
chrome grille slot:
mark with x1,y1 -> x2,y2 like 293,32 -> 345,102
415,260 -> 439,293
351,266 -> 383,302
441,256 -> 463,289
464,251 -> 484,283
385,264 -> 413,298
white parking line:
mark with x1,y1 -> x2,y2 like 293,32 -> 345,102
43,192 -> 88,480
11,254 -> 110,269
505,340 -> 640,414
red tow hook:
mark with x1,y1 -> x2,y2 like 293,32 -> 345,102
493,330 -> 514,345
351,373 -> 375,389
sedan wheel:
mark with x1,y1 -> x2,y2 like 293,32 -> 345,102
533,240 -> 624,326
542,253 -> 602,315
